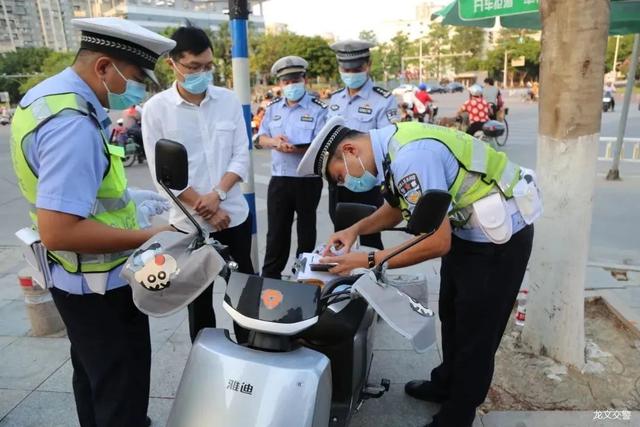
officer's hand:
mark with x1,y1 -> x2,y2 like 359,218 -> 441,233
194,192 -> 220,220
322,226 -> 359,256
208,208 -> 231,232
279,143 -> 295,153
320,252 -> 368,276
273,135 -> 289,152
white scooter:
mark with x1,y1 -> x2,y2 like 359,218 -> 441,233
152,139 -> 450,427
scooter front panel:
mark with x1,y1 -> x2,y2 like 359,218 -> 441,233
167,328 -> 332,427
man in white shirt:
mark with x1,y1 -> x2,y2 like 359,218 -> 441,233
142,25 -> 254,342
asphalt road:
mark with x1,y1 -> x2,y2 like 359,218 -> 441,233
0,91 -> 639,266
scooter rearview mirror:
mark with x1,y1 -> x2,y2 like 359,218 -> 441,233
335,202 -> 377,231
406,190 -> 452,235
154,139 -> 206,241
155,139 -> 188,190
375,190 -> 452,275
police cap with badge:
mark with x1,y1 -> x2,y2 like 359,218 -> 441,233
330,40 -> 374,69
72,17 -> 176,84
297,116 -> 352,180
271,55 -> 308,79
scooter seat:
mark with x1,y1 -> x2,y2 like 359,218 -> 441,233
223,273 -> 321,336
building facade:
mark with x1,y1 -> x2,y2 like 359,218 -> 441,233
0,0 -> 267,53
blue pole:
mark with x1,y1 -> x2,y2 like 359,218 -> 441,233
229,0 -> 259,270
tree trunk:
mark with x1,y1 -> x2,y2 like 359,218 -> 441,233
521,0 -> 610,368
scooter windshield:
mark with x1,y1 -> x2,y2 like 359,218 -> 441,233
352,271 -> 436,353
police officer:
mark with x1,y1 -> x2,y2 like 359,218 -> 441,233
258,56 -> 328,279
327,40 -> 398,250
298,117 -> 539,427
10,18 -> 175,427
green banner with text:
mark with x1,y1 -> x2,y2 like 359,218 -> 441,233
458,0 -> 539,20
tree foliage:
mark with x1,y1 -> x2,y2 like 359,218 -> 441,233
250,31 -> 337,83
0,47 -> 51,103
485,33 -> 541,84
358,30 -> 378,45
604,34 -> 635,74
20,51 -> 75,93
450,27 -> 485,72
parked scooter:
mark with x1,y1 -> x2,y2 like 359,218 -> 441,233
144,139 -> 449,427
602,91 -> 614,112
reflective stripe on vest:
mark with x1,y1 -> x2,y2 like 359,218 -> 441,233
11,92 -> 139,274
385,122 -> 522,220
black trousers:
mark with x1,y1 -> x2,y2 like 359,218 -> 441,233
466,121 -> 486,136
262,176 -> 323,279
187,215 -> 255,342
429,225 -> 534,426
328,184 -> 384,250
50,285 -> 150,427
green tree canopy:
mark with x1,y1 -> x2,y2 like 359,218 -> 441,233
387,31 -> 411,77
250,32 -> 337,84
605,34 -> 635,74
20,51 -> 75,93
0,47 -> 52,103
485,34 -> 540,85
358,30 -> 378,45
450,26 -> 485,73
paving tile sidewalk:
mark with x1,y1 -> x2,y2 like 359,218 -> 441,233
0,231 -> 639,427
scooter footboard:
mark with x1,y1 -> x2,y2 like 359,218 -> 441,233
167,328 -> 332,427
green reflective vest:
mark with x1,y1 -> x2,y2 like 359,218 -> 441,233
383,122 -> 521,221
10,92 -> 139,274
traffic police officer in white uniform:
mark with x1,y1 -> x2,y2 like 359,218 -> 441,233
298,117 -> 539,427
10,18 -> 175,427
257,56 -> 328,279
327,40 -> 398,250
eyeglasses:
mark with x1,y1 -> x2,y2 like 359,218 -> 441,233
175,61 -> 215,73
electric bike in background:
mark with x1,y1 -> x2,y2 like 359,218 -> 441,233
602,91 -> 614,112
109,118 -> 146,167
146,139 -> 450,427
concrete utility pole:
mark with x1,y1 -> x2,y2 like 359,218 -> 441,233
503,49 -> 508,88
612,35 -> 621,77
228,0 -> 259,270
521,0 -> 611,368
606,33 -> 640,181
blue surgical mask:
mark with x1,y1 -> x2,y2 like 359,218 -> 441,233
283,82 -> 305,102
180,70 -> 213,94
343,155 -> 378,192
103,63 -> 146,111
340,72 -> 368,90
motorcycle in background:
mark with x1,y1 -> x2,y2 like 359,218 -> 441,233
602,91 -> 614,112
110,118 -> 146,167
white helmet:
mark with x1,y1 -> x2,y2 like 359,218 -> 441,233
117,118 -> 124,125
469,84 -> 483,96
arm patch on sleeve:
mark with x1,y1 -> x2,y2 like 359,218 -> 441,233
397,173 -> 422,205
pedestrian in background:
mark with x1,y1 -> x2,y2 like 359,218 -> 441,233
257,56 -> 328,279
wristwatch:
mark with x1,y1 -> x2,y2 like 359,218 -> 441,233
368,251 -> 376,268
214,187 -> 227,201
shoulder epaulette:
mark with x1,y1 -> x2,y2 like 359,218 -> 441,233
372,86 -> 391,98
267,97 -> 282,107
330,87 -> 345,96
311,98 -> 328,109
